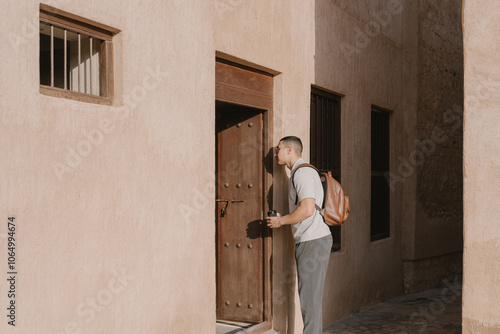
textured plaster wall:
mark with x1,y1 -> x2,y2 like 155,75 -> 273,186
417,0 -> 463,220
413,0 -> 463,259
402,0 -> 464,292
463,0 -> 500,331
0,1 -> 215,333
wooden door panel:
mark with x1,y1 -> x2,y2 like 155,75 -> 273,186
217,110 -> 263,323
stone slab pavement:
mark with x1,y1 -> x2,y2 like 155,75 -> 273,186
323,280 -> 462,334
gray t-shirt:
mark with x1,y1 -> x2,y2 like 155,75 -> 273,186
289,158 -> 331,244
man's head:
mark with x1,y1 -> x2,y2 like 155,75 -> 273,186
275,136 -> 302,167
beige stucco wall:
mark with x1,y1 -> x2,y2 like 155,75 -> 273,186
463,0 -> 500,331
1,1 -> 215,333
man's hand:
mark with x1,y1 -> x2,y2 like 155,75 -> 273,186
265,199 -> 316,229
266,213 -> 282,229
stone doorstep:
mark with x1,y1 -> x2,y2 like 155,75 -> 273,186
216,322 -> 279,334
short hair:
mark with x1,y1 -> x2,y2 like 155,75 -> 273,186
280,136 -> 303,155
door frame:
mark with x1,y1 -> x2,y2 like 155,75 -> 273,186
215,55 -> 276,331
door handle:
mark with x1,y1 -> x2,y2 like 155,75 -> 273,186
216,199 -> 246,217
216,199 -> 246,203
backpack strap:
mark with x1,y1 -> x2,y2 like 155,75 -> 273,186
291,163 -> 323,211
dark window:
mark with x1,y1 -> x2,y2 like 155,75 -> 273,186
371,107 -> 390,241
39,6 -> 118,103
310,87 -> 341,252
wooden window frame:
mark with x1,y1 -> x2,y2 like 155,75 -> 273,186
370,106 -> 391,241
310,86 -> 342,252
39,4 -> 119,105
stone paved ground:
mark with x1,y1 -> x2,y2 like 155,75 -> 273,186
323,281 -> 462,334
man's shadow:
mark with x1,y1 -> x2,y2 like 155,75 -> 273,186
246,147 -> 275,239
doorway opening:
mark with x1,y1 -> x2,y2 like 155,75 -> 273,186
215,59 -> 274,333
215,102 -> 266,327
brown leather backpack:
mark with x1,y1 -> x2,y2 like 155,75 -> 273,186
291,163 -> 350,226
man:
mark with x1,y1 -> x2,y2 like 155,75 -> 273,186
266,136 -> 333,334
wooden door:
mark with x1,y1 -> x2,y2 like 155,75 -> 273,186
216,104 -> 264,323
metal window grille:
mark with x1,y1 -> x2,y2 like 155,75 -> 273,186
39,8 -> 115,99
371,107 -> 391,241
310,87 -> 342,252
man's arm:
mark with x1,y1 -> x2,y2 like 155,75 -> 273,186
266,198 -> 316,229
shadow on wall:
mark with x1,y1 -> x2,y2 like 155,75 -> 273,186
313,0 -> 464,327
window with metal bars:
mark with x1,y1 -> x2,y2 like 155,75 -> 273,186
310,87 -> 342,252
39,6 -> 117,103
371,107 -> 391,241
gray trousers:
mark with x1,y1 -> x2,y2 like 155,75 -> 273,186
295,234 -> 333,334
